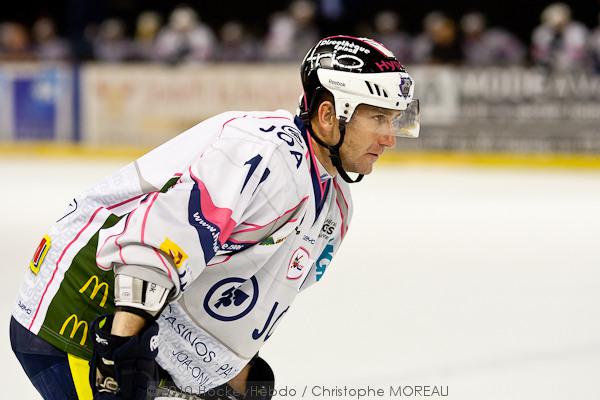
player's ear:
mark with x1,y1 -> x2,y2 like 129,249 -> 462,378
316,100 -> 336,137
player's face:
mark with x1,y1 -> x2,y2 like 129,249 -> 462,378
339,104 -> 398,174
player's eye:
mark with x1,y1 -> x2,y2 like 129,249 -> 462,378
373,115 -> 386,123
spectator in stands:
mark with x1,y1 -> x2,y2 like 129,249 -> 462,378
264,0 -> 319,61
412,12 -> 461,64
217,21 -> 259,62
131,11 -> 162,61
263,12 -> 296,61
460,12 -> 525,66
31,17 -> 71,61
93,18 -> 132,62
371,10 -> 412,63
0,22 -> 34,60
590,13 -> 600,73
154,5 -> 216,64
531,2 -> 590,72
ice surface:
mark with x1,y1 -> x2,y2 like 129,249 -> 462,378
1,158 -> 599,399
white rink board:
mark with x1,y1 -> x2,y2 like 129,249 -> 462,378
1,158 -> 599,399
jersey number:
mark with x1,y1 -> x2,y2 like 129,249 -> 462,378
241,154 -> 270,194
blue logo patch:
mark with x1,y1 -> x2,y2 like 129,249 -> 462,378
315,244 -> 334,282
203,277 -> 259,321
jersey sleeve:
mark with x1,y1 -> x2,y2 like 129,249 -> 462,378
96,128 -> 293,297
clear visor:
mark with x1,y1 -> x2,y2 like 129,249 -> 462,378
392,99 -> 420,138
349,99 -> 420,138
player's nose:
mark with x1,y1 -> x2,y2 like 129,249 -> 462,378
378,134 -> 396,148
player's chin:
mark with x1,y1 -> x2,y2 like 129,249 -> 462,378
347,159 -> 375,175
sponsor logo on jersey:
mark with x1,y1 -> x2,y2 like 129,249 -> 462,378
203,277 -> 259,322
287,247 -> 310,280
221,242 -> 244,251
30,235 -> 51,275
17,300 -> 32,315
315,243 -> 334,282
302,235 -> 316,244
319,219 -> 337,240
161,307 -> 217,363
79,275 -> 109,308
252,301 -> 290,342
59,314 -> 88,346
160,237 -> 188,269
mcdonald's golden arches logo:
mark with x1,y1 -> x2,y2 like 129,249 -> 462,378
79,275 -> 109,308
59,314 -> 88,346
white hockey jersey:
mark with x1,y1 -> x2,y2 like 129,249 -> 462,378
13,110 -> 353,393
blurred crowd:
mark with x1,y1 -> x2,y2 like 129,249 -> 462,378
1,1 -> 600,73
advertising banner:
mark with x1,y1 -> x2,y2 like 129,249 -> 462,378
79,64 -> 600,153
81,64 -> 301,146
0,63 -> 73,141
402,67 -> 600,153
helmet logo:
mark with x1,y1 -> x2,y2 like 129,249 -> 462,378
375,60 -> 405,72
399,77 -> 412,99
306,51 -> 364,71
317,38 -> 371,55
333,54 -> 364,70
328,79 -> 346,87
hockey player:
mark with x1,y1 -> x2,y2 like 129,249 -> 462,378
10,35 -> 420,400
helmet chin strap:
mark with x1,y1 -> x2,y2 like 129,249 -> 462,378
304,116 -> 364,184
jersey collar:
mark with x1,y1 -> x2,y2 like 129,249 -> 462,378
295,116 -> 331,220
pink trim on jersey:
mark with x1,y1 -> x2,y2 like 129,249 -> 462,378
115,211 -> 136,265
230,196 -> 308,234
189,167 -> 237,245
334,180 -> 349,211
29,207 -> 104,329
257,116 -> 293,121
222,113 -> 292,130
207,255 -> 232,267
222,114 -> 248,129
99,193 -> 146,268
141,192 -> 160,244
152,248 -> 173,280
335,197 -> 346,240
226,237 -> 259,245
240,222 -> 261,229
304,128 -> 328,194
333,180 -> 348,239
106,194 -> 144,211
96,214 -> 132,270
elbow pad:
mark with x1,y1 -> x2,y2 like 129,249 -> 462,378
114,265 -> 174,319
